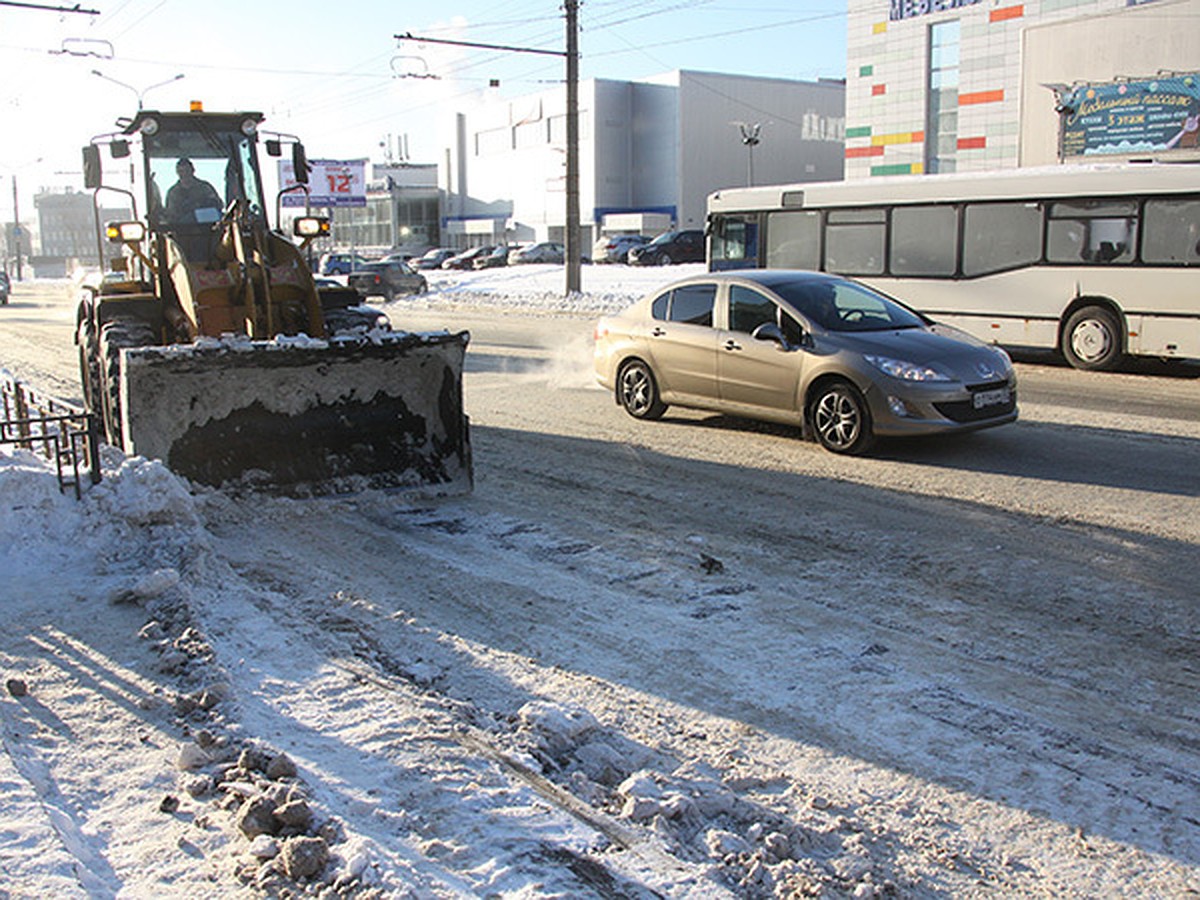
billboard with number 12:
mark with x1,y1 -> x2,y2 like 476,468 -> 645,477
279,158 -> 368,208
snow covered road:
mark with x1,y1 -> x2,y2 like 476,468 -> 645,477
1,272 -> 1198,896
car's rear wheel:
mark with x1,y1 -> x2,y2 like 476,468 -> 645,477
618,360 -> 667,420
810,379 -> 874,454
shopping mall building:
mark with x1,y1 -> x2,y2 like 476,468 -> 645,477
844,0 -> 1200,176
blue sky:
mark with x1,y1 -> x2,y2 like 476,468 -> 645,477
0,0 -> 845,212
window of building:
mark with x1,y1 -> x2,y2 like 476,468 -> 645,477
890,205 -> 958,275
765,210 -> 820,269
824,208 -> 886,275
962,202 -> 1042,276
1143,199 -> 1200,265
926,20 -> 960,175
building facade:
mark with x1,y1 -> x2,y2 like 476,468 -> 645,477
328,162 -> 441,256
845,0 -> 1200,176
442,71 -> 845,249
32,189 -> 131,277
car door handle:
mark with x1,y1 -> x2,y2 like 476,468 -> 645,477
651,327 -> 667,337
724,339 -> 742,351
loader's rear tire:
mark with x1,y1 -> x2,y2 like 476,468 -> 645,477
98,319 -> 157,448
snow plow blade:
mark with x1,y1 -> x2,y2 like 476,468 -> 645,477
117,331 -> 471,494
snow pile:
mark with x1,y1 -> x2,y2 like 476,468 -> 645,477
411,262 -> 702,316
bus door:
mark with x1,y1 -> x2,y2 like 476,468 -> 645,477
709,214 -> 759,271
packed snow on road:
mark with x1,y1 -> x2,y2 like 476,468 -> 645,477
1,265 -> 1198,898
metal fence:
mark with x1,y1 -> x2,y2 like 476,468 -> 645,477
0,373 -> 101,498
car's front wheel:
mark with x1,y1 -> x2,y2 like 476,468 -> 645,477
810,379 -> 874,454
618,360 -> 667,420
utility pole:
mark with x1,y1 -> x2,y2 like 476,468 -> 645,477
397,16 -> 583,297
564,0 -> 581,294
11,175 -> 21,281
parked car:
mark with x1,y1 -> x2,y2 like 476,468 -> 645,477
594,270 -> 1017,454
442,246 -> 494,270
0,271 -> 9,305
627,230 -> 705,266
509,241 -> 565,265
318,252 -> 371,276
473,245 -> 512,269
414,248 -> 457,270
591,234 -> 649,264
347,260 -> 427,302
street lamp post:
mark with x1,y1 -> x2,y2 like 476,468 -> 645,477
736,122 -> 763,187
91,70 -> 185,109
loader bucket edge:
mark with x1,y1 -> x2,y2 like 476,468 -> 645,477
118,332 -> 472,495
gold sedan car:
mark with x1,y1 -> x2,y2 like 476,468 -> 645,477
594,270 -> 1017,454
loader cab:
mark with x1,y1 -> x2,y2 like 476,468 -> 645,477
128,110 -> 269,264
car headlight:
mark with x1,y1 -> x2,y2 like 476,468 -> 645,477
992,345 -> 1014,373
864,355 -> 954,382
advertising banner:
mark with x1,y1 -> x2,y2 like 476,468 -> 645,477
279,158 -> 368,208
1059,74 -> 1200,158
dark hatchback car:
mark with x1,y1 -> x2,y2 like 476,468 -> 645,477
628,230 -> 706,266
347,260 -> 428,302
0,271 -> 9,305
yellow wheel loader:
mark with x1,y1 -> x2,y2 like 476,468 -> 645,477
76,109 -> 470,493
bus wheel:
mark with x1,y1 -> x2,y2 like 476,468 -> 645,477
1062,305 -> 1123,371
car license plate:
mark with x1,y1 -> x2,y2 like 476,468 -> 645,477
972,387 -> 1010,409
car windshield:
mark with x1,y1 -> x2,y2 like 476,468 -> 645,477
771,278 -> 925,333
648,232 -> 676,246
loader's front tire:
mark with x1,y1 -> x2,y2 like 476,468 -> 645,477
98,319 -> 157,448
77,316 -> 101,415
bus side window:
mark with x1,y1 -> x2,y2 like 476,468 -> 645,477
1143,199 -> 1200,264
1048,200 -> 1137,265
765,210 -> 821,270
963,202 -> 1042,277
825,209 -> 885,276
890,205 -> 957,276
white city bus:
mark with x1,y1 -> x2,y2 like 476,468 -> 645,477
707,164 -> 1200,370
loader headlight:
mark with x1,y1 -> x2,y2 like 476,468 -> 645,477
293,216 -> 329,238
241,118 -> 258,136
139,117 -> 159,136
105,221 -> 146,243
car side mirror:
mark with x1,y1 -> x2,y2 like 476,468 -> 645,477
751,322 -> 793,350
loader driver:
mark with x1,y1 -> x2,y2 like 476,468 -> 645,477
165,158 -> 222,226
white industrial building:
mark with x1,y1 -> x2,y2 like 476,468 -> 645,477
440,70 -> 845,249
